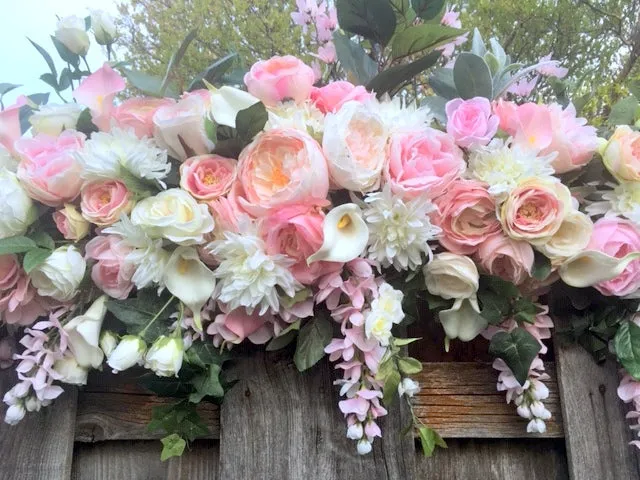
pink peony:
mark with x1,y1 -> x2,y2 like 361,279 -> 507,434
433,179 -> 500,255
80,180 -> 133,226
85,235 -> 135,299
244,55 -> 316,107
180,155 -> 237,201
445,97 -> 499,148
207,307 -> 274,345
310,81 -> 374,114
476,233 -> 534,285
72,63 -> 126,131
113,97 -> 175,138
15,130 -> 85,206
0,96 -> 27,155
588,218 -> 640,297
384,128 -> 465,199
0,254 -> 46,326
208,196 -> 241,235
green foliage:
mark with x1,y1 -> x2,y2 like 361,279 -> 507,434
412,0 -> 446,21
266,320 -> 301,352
531,252 -> 552,281
148,400 -> 209,460
367,50 -> 442,97
106,290 -> 176,343
294,314 -> 333,372
160,434 -> 186,461
615,321 -> 640,380
75,108 -> 99,136
418,426 -> 447,457
608,96 -> 640,126
489,328 -> 541,385
188,53 -> 239,91
333,31 -> 378,85
336,0 -> 397,46
453,52 -> 493,99
0,236 -> 37,255
376,338 -> 423,407
22,248 -> 52,274
391,24 -> 461,59
189,364 -> 224,403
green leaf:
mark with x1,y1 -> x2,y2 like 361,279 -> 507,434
512,298 -> 539,325
532,251 -> 552,281
22,247 -> 51,274
394,337 -> 421,347
28,38 -> 57,78
0,236 -> 37,255
58,68 -> 72,91
389,0 -> 417,32
188,53 -> 238,91
367,50 -> 442,97
412,0 -> 446,20
160,434 -> 186,461
84,16 -> 91,30
120,68 -> 178,98
294,315 -> 333,372
76,108 -> 99,136
428,68 -> 458,99
266,320 -> 301,352
161,29 -> 198,96
391,24 -> 462,59
189,364 -> 224,402
140,371 -> 197,397
470,28 -> 486,57
106,290 -> 175,343
50,35 -> 80,67
185,343 -> 231,369
235,102 -> 268,141
333,31 -> 378,86
39,73 -> 58,90
421,96 -> 447,123
630,80 -> 640,101
148,400 -> 209,442
454,52 -> 493,99
418,426 -> 447,457
397,356 -> 423,375
0,83 -> 21,96
615,321 -> 640,380
28,232 -> 55,250
382,369 -> 401,406
608,96 -> 639,127
336,0 -> 397,46
488,328 -> 541,385
481,275 -> 520,298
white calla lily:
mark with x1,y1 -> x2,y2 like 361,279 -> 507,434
558,250 -> 640,288
308,203 -> 369,264
163,247 -> 216,331
63,295 -> 108,369
210,86 -> 260,128
439,297 -> 488,346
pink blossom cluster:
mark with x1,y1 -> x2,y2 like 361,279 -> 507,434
291,0 -> 338,75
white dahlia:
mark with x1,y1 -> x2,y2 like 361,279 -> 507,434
265,100 -> 325,137
375,94 -> 433,132
363,187 -> 441,271
586,181 -> 640,227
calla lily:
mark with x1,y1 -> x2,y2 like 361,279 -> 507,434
439,297 -> 488,347
308,203 -> 369,264
558,250 -> 640,288
63,295 -> 108,369
163,246 -> 216,331
210,86 -> 260,128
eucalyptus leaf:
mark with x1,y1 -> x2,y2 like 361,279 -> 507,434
453,52 -> 493,99
470,28 -> 486,57
293,315 -> 333,372
421,95 -> 447,123
488,328 -> 541,385
336,0 -> 397,46
428,68 -> 458,99
333,31 -> 378,85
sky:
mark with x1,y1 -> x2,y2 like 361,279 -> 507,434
0,0 -> 121,105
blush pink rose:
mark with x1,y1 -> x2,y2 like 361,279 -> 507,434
587,218 -> 640,297
80,180 -> 133,226
433,179 -> 501,255
233,128 -> 329,217
85,235 -> 136,299
180,155 -> 237,201
113,97 -> 175,138
207,307 -> 274,345
15,130 -> 85,206
53,204 -> 90,240
244,55 -> 316,107
0,96 -> 28,156
445,97 -> 499,148
262,203 -> 342,285
208,196 -> 241,235
310,81 -> 374,114
0,254 -> 46,325
384,128 -> 465,199
476,233 -> 534,285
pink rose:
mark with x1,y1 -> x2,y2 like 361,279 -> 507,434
310,81 -> 374,114
15,130 -> 85,206
233,128 -> 329,216
180,155 -> 237,201
207,307 -> 274,345
262,203 -> 342,285
476,233 -> 534,285
73,63 -> 126,131
85,235 -> 135,299
53,204 -> 90,240
0,96 -> 27,156
433,179 -> 501,255
113,97 -> 175,138
384,128 -> 465,199
208,196 -> 241,235
0,254 -> 46,325
80,180 -> 133,226
445,97 -> 499,148
244,55 -> 316,107
587,218 -> 640,297
602,126 -> 640,182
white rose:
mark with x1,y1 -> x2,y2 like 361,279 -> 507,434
29,103 -> 84,136
423,253 -> 479,300
537,210 -> 593,263
323,101 -> 388,192
144,335 -> 184,377
53,354 -> 89,385
4,403 -> 26,425
0,169 -> 36,239
90,9 -> 117,45
55,15 -> 90,56
131,188 -> 215,245
107,335 -> 147,373
30,245 -> 86,301
210,86 -> 259,128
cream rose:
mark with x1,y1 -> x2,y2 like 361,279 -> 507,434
537,210 -> 593,263
423,252 -> 479,300
0,169 -> 36,239
29,104 -> 84,136
603,125 -> 640,182
55,15 -> 90,56
30,246 -> 86,302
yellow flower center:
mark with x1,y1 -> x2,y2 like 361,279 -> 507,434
337,214 -> 352,229
99,191 -> 111,206
177,258 -> 191,275
203,172 -> 217,185
519,202 -> 542,221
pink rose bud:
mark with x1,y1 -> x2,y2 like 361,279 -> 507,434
445,97 -> 499,148
85,235 -> 136,300
476,233 -> 534,286
180,154 -> 237,201
244,55 -> 316,107
310,81 -> 374,114
53,204 -> 90,241
80,180 -> 133,226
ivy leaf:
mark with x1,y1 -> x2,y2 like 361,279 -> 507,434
0,236 -> 37,255
453,52 -> 493,99
185,343 -> 231,369
614,321 -> 640,380
148,400 -> 209,442
23,247 -> 52,274
513,298 -> 539,325
418,426 -> 447,457
294,315 -> 333,372
106,289 -> 175,342
160,434 -> 186,461
489,328 -> 541,385
333,31 -> 378,85
336,0 -> 397,46
189,364 -> 224,403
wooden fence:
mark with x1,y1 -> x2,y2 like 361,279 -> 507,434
1,329 -> 639,479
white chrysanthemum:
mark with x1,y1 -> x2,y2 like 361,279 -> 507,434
468,139 -> 557,200
104,215 -> 169,289
586,181 -> 640,227
375,94 -> 433,132
207,230 -> 301,315
363,187 -> 441,271
76,126 -> 170,183
265,100 -> 324,137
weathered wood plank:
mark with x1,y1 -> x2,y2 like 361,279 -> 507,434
555,334 -> 640,480
71,440 -> 219,480
0,371 -> 77,480
217,350 -> 416,479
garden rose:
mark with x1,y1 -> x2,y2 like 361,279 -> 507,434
587,218 -> 640,296
323,101 -> 388,192
445,97 -> 499,148
15,130 -> 85,206
131,188 -> 214,245
433,179 -> 500,255
423,253 -> 479,300
85,235 -> 135,299
80,180 -> 133,226
477,233 -> 534,285
107,335 -> 146,373
384,127 -> 465,199
29,103 -> 84,136
0,255 -> 45,326
537,210 -> 593,263
234,128 -> 329,216
30,245 -> 86,302
90,9 -> 117,45
207,308 -> 273,345
113,97 -> 174,138
602,125 -> 640,182
0,169 -> 36,239
180,155 -> 237,201
53,204 -> 90,241
55,15 -> 90,56
310,81 -> 374,114
244,55 -> 315,106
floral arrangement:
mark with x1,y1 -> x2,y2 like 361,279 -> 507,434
1,0 -> 640,461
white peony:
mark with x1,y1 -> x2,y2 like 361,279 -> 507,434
423,253 -> 479,300
53,354 -> 89,385
55,15 -> 90,56
0,168 -> 36,239
90,9 -> 117,45
30,246 -> 86,302
29,103 -> 84,136
144,335 -> 184,377
107,335 -> 146,373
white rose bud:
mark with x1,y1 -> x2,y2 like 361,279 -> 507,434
424,252 -> 479,300
29,103 -> 84,136
63,296 -> 108,369
144,335 -> 184,377
53,355 -> 89,385
107,335 -> 147,373
55,15 -> 90,56
356,439 -> 372,455
90,10 -> 117,45
346,423 -> 364,440
30,245 -> 86,302
5,403 -> 26,425
0,168 -> 37,239
398,378 -> 420,398
99,330 -> 118,357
